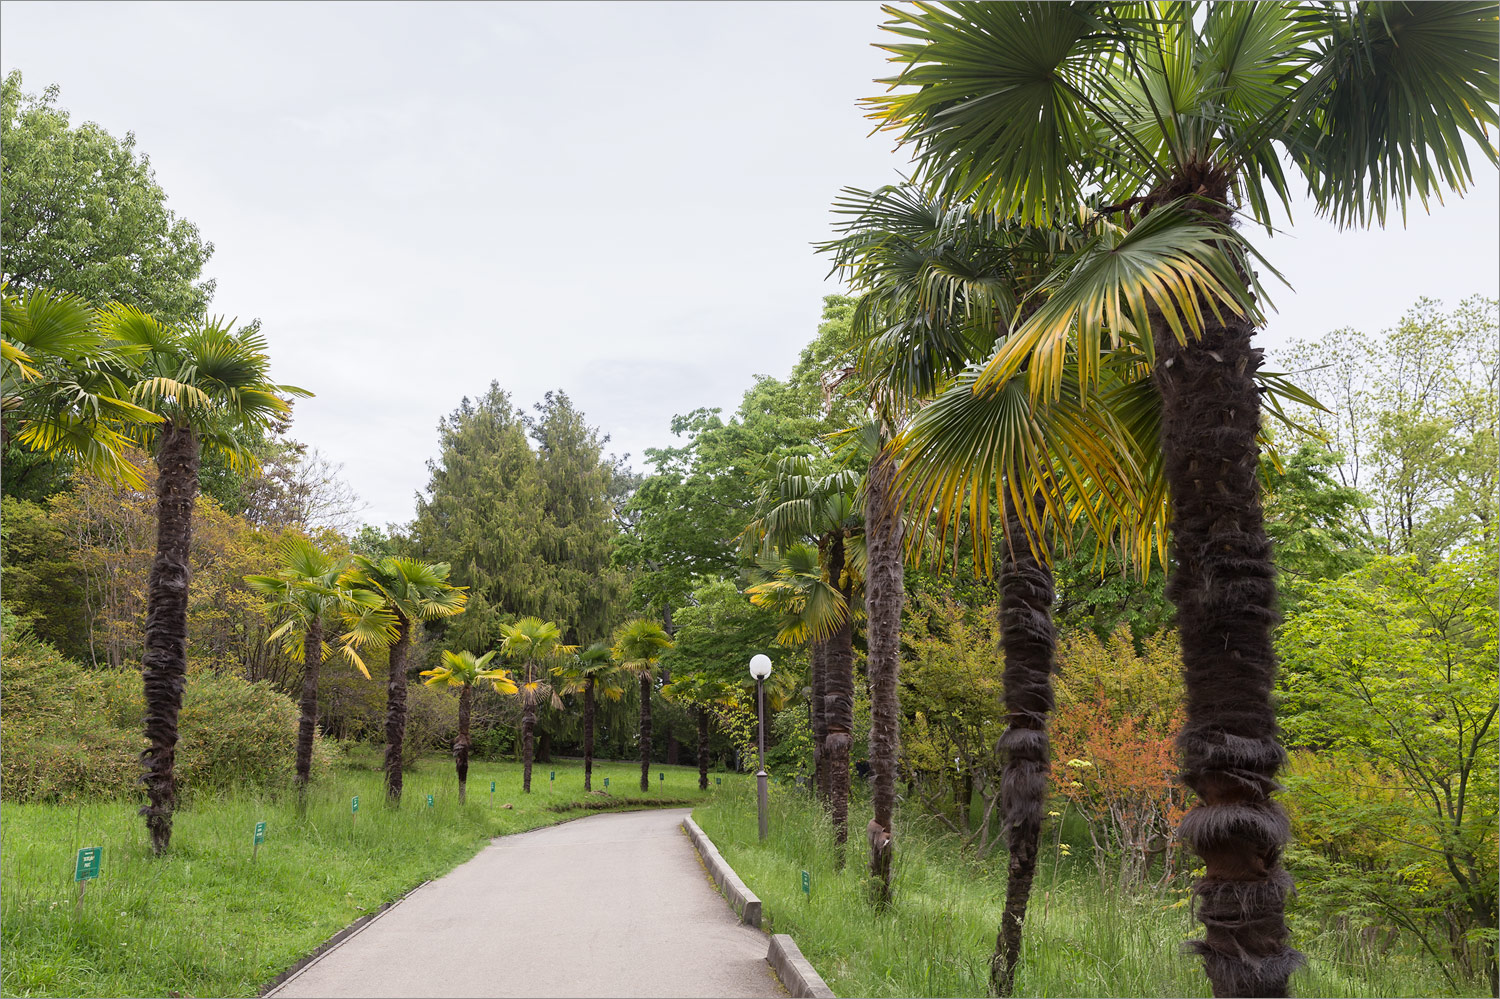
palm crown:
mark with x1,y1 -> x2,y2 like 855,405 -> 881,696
420,649 -> 513,692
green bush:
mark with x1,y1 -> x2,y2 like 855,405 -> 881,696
0,612 -> 329,803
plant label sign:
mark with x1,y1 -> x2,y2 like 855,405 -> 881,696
603,777 -> 609,789
550,771 -> 555,782
351,796 -> 360,813
254,821 -> 266,845
715,777 -> 722,785
658,772 -> 664,783
427,794 -> 434,808
490,781 -> 496,793
74,847 -> 101,882
801,870 -> 810,895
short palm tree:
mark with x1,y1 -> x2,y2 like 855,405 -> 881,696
498,617 -> 573,793
552,643 -> 626,791
115,312 -> 306,853
611,619 -> 673,792
661,673 -> 737,790
340,555 -> 468,804
244,536 -> 395,795
420,649 -> 513,803
743,455 -> 864,843
870,4 -> 1497,992
1,289 -> 162,488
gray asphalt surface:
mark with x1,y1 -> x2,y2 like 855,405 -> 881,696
269,807 -> 787,998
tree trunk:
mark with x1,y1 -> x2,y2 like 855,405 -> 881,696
865,447 -> 904,902
583,677 -> 595,792
456,682 -> 471,804
639,671 -> 653,791
140,421 -> 199,855
810,638 -> 828,805
384,616 -> 411,804
697,707 -> 710,791
1153,287 -> 1302,996
522,659 -> 536,793
990,492 -> 1056,997
295,619 -> 322,797
824,534 -> 855,849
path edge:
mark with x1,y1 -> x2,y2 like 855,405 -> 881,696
681,815 -> 837,998
260,879 -> 433,997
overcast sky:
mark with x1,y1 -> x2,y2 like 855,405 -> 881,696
4,1 -> 1496,527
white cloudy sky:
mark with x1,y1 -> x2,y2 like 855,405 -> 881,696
4,1 -> 1496,527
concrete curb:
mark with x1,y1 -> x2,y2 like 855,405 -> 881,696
767,934 -> 837,999
681,815 -> 762,927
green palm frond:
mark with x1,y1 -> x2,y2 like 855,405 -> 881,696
610,618 -> 673,673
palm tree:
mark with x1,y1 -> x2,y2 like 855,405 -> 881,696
661,673 -> 736,790
869,4 -> 1498,993
611,618 -> 673,792
743,455 -> 864,842
420,649 -> 514,803
1,289 -> 164,489
112,313 -> 305,853
498,617 -> 573,793
552,642 -> 625,791
244,537 -> 395,795
340,555 -> 468,804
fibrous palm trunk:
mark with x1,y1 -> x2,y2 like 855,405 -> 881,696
384,616 -> 411,804
639,671 -> 653,792
990,491 -> 1056,997
864,449 -> 904,902
697,707 -> 710,791
295,619 -> 323,800
140,421 -> 199,855
583,678 -> 596,792
810,639 -> 828,805
1153,270 -> 1301,997
455,683 -> 471,804
522,660 -> 537,793
824,534 -> 855,849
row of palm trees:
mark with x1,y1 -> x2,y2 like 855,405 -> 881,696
789,4 -> 1496,996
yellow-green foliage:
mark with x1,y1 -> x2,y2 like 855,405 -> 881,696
1053,625 -> 1182,728
0,614 -> 329,803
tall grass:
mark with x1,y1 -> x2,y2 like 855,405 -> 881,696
1,755 -> 725,998
694,784 -> 1472,998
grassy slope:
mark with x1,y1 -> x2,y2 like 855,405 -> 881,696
694,784 -> 1472,999
1,756 -> 725,998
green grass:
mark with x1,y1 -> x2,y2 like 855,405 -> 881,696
694,784 -> 1474,999
1,754 -> 731,998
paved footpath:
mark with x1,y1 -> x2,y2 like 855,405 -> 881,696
270,807 -> 786,999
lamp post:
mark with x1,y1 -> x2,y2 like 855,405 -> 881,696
749,653 -> 772,841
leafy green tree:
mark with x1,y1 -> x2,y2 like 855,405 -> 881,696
420,649 -> 513,803
662,673 -> 736,790
244,537 -> 393,793
1,72 -> 214,323
1262,440 -> 1374,616
870,5 -> 1496,992
611,618 -> 673,792
1279,547 -> 1497,994
339,555 -> 468,804
497,617 -> 572,793
552,643 -> 625,791
119,312 -> 303,853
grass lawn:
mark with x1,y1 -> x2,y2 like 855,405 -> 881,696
1,754 -> 730,998
694,783 -> 1473,999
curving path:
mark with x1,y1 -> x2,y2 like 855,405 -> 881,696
268,807 -> 786,999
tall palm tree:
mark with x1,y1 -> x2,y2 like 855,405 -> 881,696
869,4 -> 1498,993
340,555 -> 468,804
661,673 -> 737,790
743,456 -> 864,843
1,289 -> 163,488
420,649 -> 514,803
113,313 -> 306,854
498,617 -> 572,793
611,618 -> 673,792
552,642 -> 625,791
244,537 -> 395,794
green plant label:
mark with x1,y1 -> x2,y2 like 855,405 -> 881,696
426,794 -> 434,808
351,796 -> 359,813
801,870 -> 810,895
490,780 -> 496,793
603,777 -> 609,788
658,772 -> 664,782
550,771 -> 555,781
253,821 -> 266,845
74,847 -> 101,882
715,777 -> 722,785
